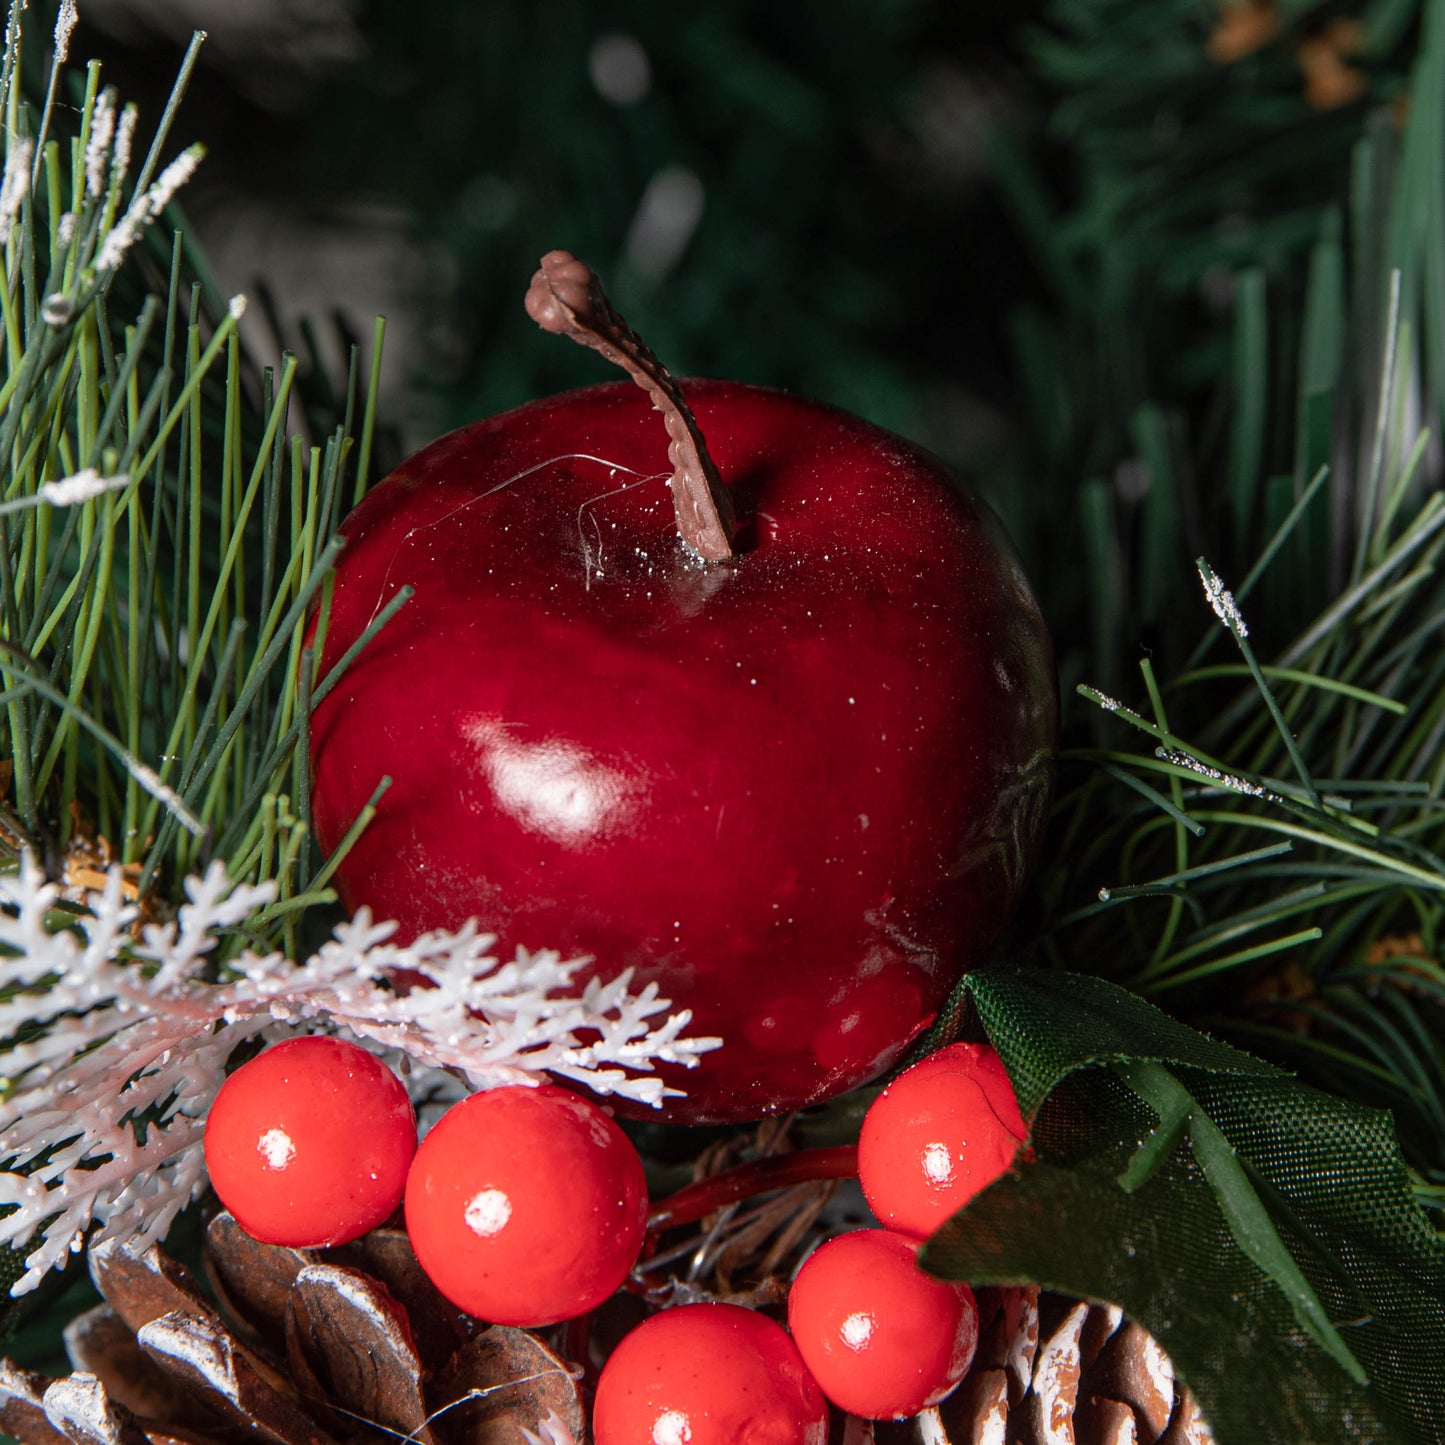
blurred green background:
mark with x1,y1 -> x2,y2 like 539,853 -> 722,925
73,0 -> 1422,685
79,0 -> 1039,452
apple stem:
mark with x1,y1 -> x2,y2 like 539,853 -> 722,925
525,249 -> 737,563
644,1144 -> 859,1238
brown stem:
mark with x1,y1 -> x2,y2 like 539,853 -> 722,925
525,249 -> 737,563
557,1309 -> 597,1390
645,1144 -> 859,1237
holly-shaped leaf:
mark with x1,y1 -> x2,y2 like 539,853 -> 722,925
922,967 -> 1445,1445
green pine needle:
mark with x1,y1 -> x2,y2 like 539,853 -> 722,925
0,16 -> 386,955
1016,0 -> 1445,1190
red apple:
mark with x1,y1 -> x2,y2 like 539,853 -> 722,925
307,258 -> 1057,1123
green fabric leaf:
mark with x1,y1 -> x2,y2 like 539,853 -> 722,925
1117,1060 -> 1366,1384
921,966 -> 1445,1445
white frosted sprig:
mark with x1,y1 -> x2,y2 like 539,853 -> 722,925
0,468 -> 131,516
110,104 -> 137,196
52,0 -> 77,64
223,912 -> 718,1104
1198,560 -> 1248,638
83,87 -> 115,199
0,857 -> 720,1295
94,142 -> 203,273
0,135 -> 32,245
1156,745 -> 1268,799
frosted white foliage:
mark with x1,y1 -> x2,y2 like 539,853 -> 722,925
35,469 -> 130,507
0,137 -> 32,245
84,87 -> 115,199
52,0 -> 78,64
1156,746 -> 1268,798
1198,562 -> 1248,638
94,143 -> 204,273
0,857 -> 719,1295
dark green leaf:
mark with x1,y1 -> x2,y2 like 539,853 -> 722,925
922,967 -> 1445,1445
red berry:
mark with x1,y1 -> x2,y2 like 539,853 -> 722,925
858,1041 -> 1027,1239
204,1035 -> 416,1248
403,1084 -> 647,1326
593,1302 -> 829,1445
787,1229 -> 978,1420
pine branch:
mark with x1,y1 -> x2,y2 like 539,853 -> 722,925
1014,0 -> 1445,1185
0,8 -> 388,949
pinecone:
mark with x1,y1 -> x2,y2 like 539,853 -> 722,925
0,1212 -> 585,1445
903,1286 -> 1216,1445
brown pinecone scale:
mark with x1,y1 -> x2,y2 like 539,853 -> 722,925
0,1213 -> 584,1445
880,1286 -> 1215,1445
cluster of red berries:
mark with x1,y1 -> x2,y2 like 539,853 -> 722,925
204,1037 -> 1026,1437
204,1036 -> 648,1325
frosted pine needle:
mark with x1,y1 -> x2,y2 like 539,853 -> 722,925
3,1 -> 22,65
110,104 -> 137,193
84,87 -> 115,199
36,469 -> 131,507
1198,559 -> 1249,638
51,0 -> 76,61
1157,746 -> 1268,798
0,136 -> 31,245
0,857 -> 719,1295
120,757 -> 202,833
93,142 -> 203,273
142,144 -> 203,217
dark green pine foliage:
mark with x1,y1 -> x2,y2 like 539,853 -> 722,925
990,0 -> 1445,1202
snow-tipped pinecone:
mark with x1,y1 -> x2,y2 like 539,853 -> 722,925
0,1212 -> 584,1445
915,1287 -> 1214,1445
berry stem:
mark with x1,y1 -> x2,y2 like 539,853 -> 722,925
645,1144 -> 859,1237
559,1309 -> 597,1388
525,250 -> 737,563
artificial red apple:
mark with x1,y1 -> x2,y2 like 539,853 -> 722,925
307,253 -> 1057,1123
